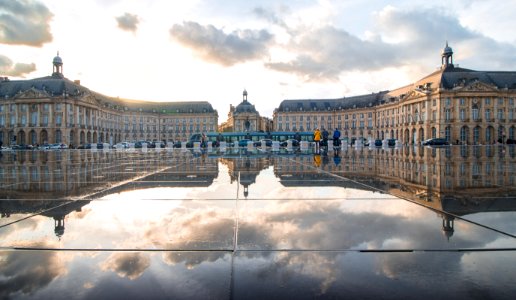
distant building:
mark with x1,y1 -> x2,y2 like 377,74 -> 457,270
0,54 -> 218,146
274,43 -> 516,144
219,90 -> 272,133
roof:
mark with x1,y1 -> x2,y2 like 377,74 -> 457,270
234,100 -> 258,114
0,75 -> 217,115
277,92 -> 388,113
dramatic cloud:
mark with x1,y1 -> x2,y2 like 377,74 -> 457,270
170,21 -> 274,66
0,242 -> 66,299
266,26 -> 400,80
101,252 -> 150,280
115,12 -> 139,32
0,54 -> 36,77
0,0 -> 53,46
265,5 -> 516,80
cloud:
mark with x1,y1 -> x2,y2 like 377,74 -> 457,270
0,241 -> 66,299
115,12 -> 140,33
100,253 -> 150,280
170,21 -> 274,66
265,5 -> 516,80
0,0 -> 53,46
0,54 -> 36,77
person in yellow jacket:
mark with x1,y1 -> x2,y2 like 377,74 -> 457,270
313,128 -> 321,153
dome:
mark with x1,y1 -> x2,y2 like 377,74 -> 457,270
234,100 -> 258,114
442,42 -> 453,55
53,53 -> 63,65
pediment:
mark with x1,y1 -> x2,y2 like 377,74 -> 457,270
14,87 -> 50,99
80,94 -> 101,105
453,81 -> 498,92
403,89 -> 428,101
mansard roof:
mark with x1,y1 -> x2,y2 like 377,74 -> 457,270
234,100 -> 258,114
277,91 -> 388,113
0,75 -> 216,115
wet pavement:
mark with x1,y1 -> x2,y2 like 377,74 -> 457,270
0,145 -> 515,299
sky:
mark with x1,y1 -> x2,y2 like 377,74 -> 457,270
2,0 -> 516,121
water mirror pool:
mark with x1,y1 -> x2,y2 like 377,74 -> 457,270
1,146 -> 515,299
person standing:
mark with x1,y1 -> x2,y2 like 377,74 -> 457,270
322,127 -> 329,149
313,128 -> 321,153
332,127 -> 341,152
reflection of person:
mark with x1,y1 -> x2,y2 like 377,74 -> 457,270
313,153 -> 321,167
333,151 -> 341,166
294,131 -> 301,142
313,128 -> 321,153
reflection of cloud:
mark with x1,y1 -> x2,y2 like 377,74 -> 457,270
115,13 -> 139,32
100,252 -> 150,280
0,241 -> 66,299
0,0 -> 53,46
0,54 -> 36,77
169,21 -> 273,66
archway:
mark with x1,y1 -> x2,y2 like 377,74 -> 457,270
485,126 -> 494,144
18,130 -> 26,145
70,130 -> 75,146
29,130 -> 37,145
412,128 -> 417,144
80,131 -> 85,145
56,130 -> 62,143
40,129 -> 48,145
473,126 -> 481,145
404,129 -> 410,144
87,131 -> 92,143
460,126 -> 469,144
93,132 -> 98,143
419,128 -> 425,142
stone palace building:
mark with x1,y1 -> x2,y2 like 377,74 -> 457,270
273,43 -> 516,145
0,54 -> 218,147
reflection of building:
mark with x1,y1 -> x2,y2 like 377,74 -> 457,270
0,54 -> 218,146
0,200 -> 90,238
272,145 -> 516,240
221,156 -> 271,198
274,43 -> 516,144
219,90 -> 272,132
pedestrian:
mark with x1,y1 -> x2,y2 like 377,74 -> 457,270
313,128 -> 321,153
322,127 -> 329,148
332,128 -> 341,151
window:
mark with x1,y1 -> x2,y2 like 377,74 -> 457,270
21,115 -> 27,126
445,126 -> 451,141
498,98 -> 504,105
460,109 -> 466,121
0,105 -> 3,112
43,104 -> 49,112
473,127 -> 480,144
460,126 -> 468,143
432,99 -> 436,106
460,98 -> 466,106
432,111 -> 436,121
445,98 -> 451,106
472,108 -> 479,120
498,109 -> 504,120
510,98 -> 515,106
484,109 -> 491,121
485,98 -> 491,105
445,109 -> 451,121
31,112 -> 38,126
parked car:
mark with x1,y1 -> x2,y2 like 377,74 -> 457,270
422,138 -> 449,146
374,139 -> 383,147
77,143 -> 91,149
387,139 -> 397,147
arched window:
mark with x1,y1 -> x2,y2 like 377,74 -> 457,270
445,126 -> 451,142
460,126 -> 469,143
473,126 -> 480,144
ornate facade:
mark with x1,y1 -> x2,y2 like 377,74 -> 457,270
274,43 -> 516,145
0,54 -> 218,147
219,90 -> 272,132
